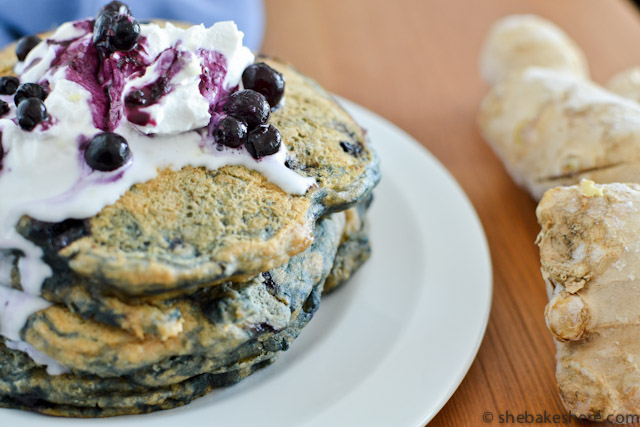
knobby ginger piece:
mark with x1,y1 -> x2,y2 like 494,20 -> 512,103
480,14 -> 588,86
478,15 -> 640,200
537,181 -> 640,418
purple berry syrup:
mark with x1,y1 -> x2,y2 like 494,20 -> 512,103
30,18 -> 233,133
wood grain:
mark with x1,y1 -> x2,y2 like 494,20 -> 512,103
262,1 -> 640,425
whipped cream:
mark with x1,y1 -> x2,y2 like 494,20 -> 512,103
0,18 -> 315,374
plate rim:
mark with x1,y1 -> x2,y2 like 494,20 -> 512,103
330,97 -> 493,427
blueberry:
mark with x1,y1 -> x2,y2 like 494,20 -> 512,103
0,100 -> 9,117
224,89 -> 270,130
111,16 -> 140,52
284,158 -> 301,170
214,116 -> 247,148
84,132 -> 131,171
15,35 -> 41,62
17,98 -> 47,131
14,83 -> 48,106
242,63 -> 285,108
99,1 -> 130,15
262,271 -> 279,295
93,12 -> 116,51
245,124 -> 281,159
94,11 -> 140,53
0,76 -> 20,95
340,141 -> 363,157
27,218 -> 91,251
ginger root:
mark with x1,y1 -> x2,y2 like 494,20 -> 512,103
537,181 -> 640,418
482,14 -> 640,420
478,15 -> 640,200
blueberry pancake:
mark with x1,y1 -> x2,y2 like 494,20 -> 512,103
0,348 -> 276,417
20,213 -> 344,377
0,2 -> 378,417
0,213 -> 338,416
33,204 -> 370,342
0,210 -> 371,417
324,194 -> 372,294
4,52 -> 379,298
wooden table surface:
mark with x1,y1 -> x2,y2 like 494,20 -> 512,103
262,1 -> 640,425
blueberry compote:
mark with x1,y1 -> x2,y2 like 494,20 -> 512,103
13,1 -> 289,161
123,49 -> 186,126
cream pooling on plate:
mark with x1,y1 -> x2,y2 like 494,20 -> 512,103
0,19 -> 315,374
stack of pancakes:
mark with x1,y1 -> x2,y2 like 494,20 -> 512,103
0,55 -> 380,417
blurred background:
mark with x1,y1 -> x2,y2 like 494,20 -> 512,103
0,0 -> 265,52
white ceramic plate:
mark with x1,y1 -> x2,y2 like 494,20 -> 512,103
2,99 -> 492,427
